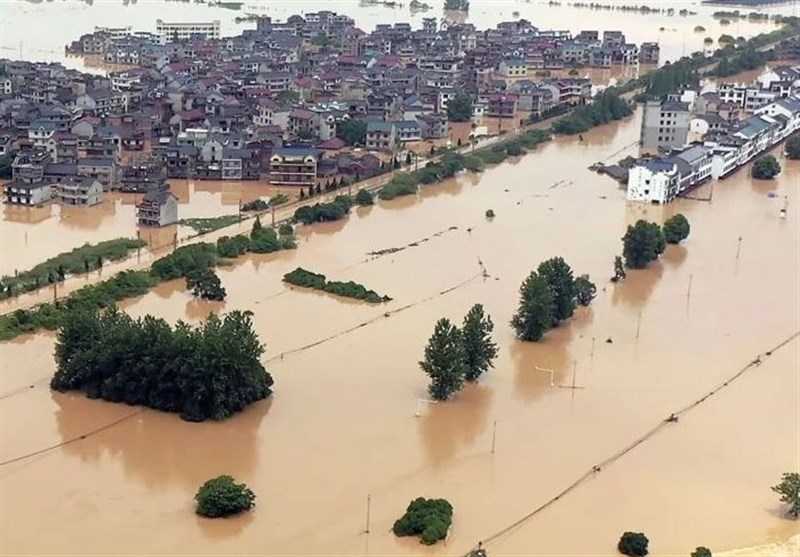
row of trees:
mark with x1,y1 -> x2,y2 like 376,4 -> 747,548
552,89 -> 634,135
621,214 -> 690,269
293,195 -> 354,224
1,217 -> 298,341
420,304 -> 497,400
511,257 -> 597,342
0,238 -> 145,300
711,47 -> 774,78
52,308 -> 273,421
283,267 -> 391,304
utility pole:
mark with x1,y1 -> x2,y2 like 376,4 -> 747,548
735,236 -> 742,261
491,420 -> 497,454
635,310 -> 643,341
686,274 -> 693,307
271,206 -> 276,227
365,494 -> 371,534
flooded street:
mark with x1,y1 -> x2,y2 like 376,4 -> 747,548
2,108 -> 798,555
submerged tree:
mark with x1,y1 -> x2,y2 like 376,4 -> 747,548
419,318 -> 467,400
461,304 -> 497,382
186,268 -> 226,301
511,271 -> 555,341
663,213 -> 691,244
752,154 -> 781,179
690,548 -> 712,557
622,220 -> 666,269
612,255 -> 627,282
772,472 -> 800,518
537,257 -> 577,322
195,475 -> 256,518
574,274 -> 597,306
618,532 -> 649,557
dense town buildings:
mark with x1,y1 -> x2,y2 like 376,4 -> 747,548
3,11 -> 664,217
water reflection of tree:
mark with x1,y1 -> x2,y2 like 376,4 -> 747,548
53,392 -> 271,491
662,244 -> 688,268
418,177 -> 464,200
611,261 -> 664,308
185,298 -> 225,321
417,383 -> 492,466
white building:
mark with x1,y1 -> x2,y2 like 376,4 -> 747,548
627,160 -> 679,204
156,20 -> 221,44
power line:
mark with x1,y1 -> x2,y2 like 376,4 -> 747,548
0,409 -> 143,467
465,330 -> 799,554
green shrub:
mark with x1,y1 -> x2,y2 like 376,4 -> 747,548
186,268 -> 226,301
392,497 -> 453,545
485,209 -> 495,218
150,243 -> 218,281
195,475 -> 256,518
179,215 -> 241,234
662,214 -> 691,244
355,188 -> 375,206
294,196 -> 353,224
216,235 -> 251,258
618,532 -> 649,556
240,199 -> 269,212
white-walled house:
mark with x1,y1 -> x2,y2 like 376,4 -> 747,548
627,160 -> 679,204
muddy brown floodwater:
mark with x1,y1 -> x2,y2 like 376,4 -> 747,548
1,108 -> 798,556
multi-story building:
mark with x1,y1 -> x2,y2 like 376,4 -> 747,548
365,122 -> 397,151
269,147 -> 319,187
155,20 -> 221,44
56,176 -> 104,206
77,157 -> 118,190
640,100 -> 691,152
136,187 -> 179,227
4,151 -> 52,206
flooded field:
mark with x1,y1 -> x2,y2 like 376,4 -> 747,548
1,108 -> 798,555
0,180 -> 270,277
0,0 -> 793,72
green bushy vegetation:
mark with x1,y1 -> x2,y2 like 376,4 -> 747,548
179,215 -> 242,234
293,195 -> 354,224
392,497 -> 453,545
283,267 -> 391,303
0,238 -> 145,300
622,220 -> 667,269
0,222 -> 297,342
551,89 -> 633,135
51,308 -> 272,421
195,476 -> 256,518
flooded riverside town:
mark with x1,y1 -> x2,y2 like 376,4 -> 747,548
1,0 -> 799,556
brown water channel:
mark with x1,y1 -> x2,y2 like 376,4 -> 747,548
1,109 -> 798,556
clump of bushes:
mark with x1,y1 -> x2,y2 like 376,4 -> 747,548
150,243 -> 218,281
195,475 -> 256,518
51,308 -> 273,421
293,195 -> 353,224
618,531 -> 649,556
283,267 -> 391,303
379,174 -> 418,200
663,213 -> 690,244
392,497 -> 453,545
355,188 -> 375,206
751,154 -> 781,180
186,268 -> 226,301
485,209 -> 495,218
240,199 -> 269,211
179,215 -> 241,234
